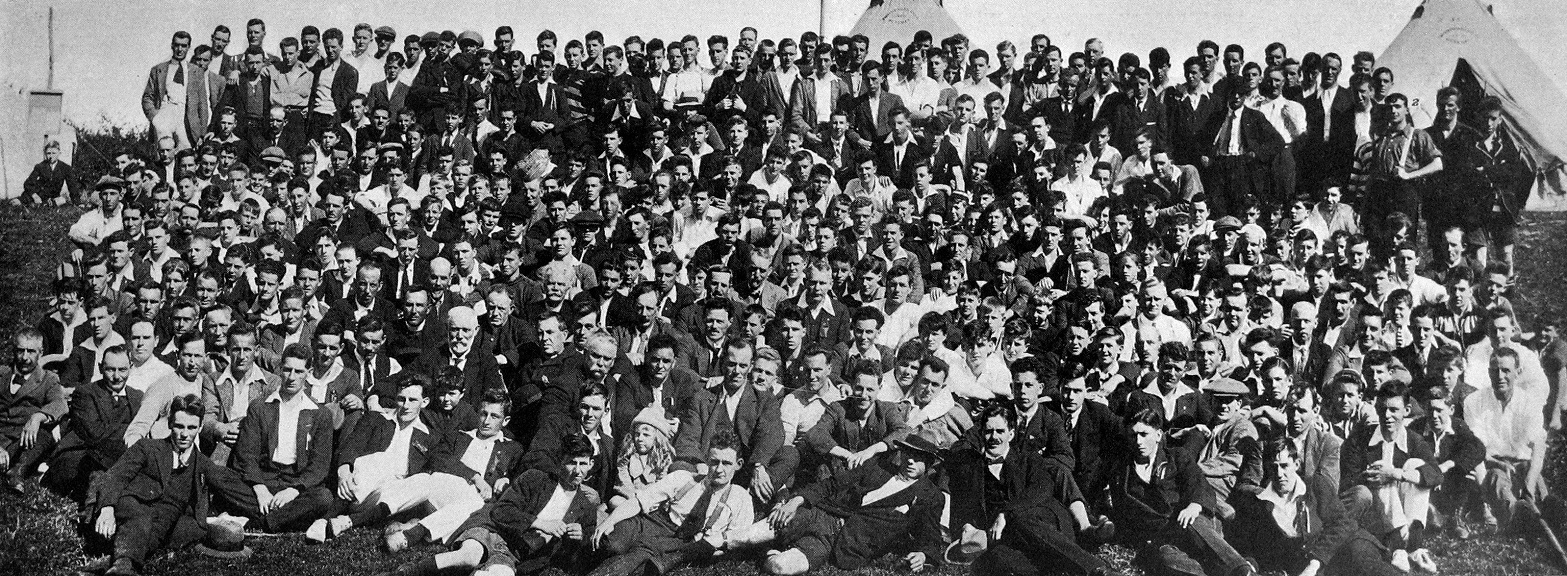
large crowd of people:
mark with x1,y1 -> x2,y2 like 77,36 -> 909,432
9,14 -> 1567,576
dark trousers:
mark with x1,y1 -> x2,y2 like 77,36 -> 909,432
43,449 -> 108,502
3,431 -> 57,480
1364,179 -> 1424,246
260,486 -> 335,533
591,514 -> 714,576
976,508 -> 1107,576
1125,515 -> 1249,576
1205,155 -> 1264,218
113,497 -> 207,569
1231,511 -> 1401,576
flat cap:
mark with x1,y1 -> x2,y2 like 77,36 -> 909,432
259,146 -> 287,162
457,30 -> 483,47
1207,377 -> 1250,396
374,26 -> 396,40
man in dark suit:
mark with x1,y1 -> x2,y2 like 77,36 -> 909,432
704,46 -> 767,128
44,346 -> 143,501
947,405 -> 1115,576
803,364 -> 911,479
1282,302 -> 1333,387
306,29 -> 360,151
231,344 -> 338,533
699,116 -> 765,183
1037,70 -> 1083,147
812,111 -> 867,182
871,107 -> 929,189
1301,53 -> 1355,191
408,32 -> 466,134
1165,57 -> 1218,166
773,262 -> 852,352
1109,69 -> 1169,160
1231,441 -> 1404,576
368,54 -> 410,117
1409,386 -> 1485,539
1279,386 -> 1343,494
410,307 -> 503,407
92,395 -> 259,576
844,62 -> 905,144
519,51 -> 569,157
1058,374 -> 1124,514
748,435 -> 946,575
673,338 -> 791,502
1201,88 -> 1283,217
0,329 -> 67,491
383,435 -> 600,576
1108,409 -> 1251,576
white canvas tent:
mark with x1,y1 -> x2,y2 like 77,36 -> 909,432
849,0 -> 964,52
1378,0 -> 1567,210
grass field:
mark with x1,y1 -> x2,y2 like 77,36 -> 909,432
2,203 -> 1566,576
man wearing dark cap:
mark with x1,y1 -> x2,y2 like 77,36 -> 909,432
1195,376 -> 1262,520
409,31 -> 466,133
733,435 -> 947,576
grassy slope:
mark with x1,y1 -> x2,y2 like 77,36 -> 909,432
2,206 -> 1565,576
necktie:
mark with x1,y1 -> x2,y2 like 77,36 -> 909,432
675,485 -> 719,540
362,355 -> 376,392
174,62 -> 185,85
1282,489 -> 1306,537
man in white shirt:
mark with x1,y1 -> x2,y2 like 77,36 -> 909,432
1253,66 -> 1307,202
1465,348 -> 1549,530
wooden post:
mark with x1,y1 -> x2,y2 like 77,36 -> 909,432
47,7 -> 55,90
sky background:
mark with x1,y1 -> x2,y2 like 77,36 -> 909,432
3,0 -> 1566,127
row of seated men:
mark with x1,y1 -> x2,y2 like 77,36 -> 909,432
3,288 -> 1559,576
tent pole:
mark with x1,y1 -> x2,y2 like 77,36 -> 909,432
47,7 -> 55,90
819,0 -> 827,38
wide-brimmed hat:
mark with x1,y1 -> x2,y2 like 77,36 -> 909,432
193,518 -> 253,560
943,523 -> 988,565
894,434 -> 943,463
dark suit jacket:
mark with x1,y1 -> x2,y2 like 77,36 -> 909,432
367,79 -> 410,116
335,412 -> 435,472
1339,425 -> 1443,492
308,59 -> 360,123
97,437 -> 255,532
1108,445 -> 1217,534
947,447 -> 1077,537
795,457 -> 946,570
521,412 -> 615,496
55,380 -> 144,470
518,80 -> 569,153
1303,87 -> 1356,179
804,399 -> 911,461
1063,401 -> 1124,502
1232,473 -> 1360,565
1109,90 -> 1169,156
673,383 -> 784,474
1296,425 -> 1344,494
0,367 -> 67,450
1164,90 -> 1218,165
847,92 -> 907,143
232,394 -> 336,492
411,345 -> 506,407
1408,417 -> 1484,484
872,135 -> 931,189
430,431 -> 526,486
1203,105 -> 1284,163
698,144 -> 765,183
456,468 -> 599,574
